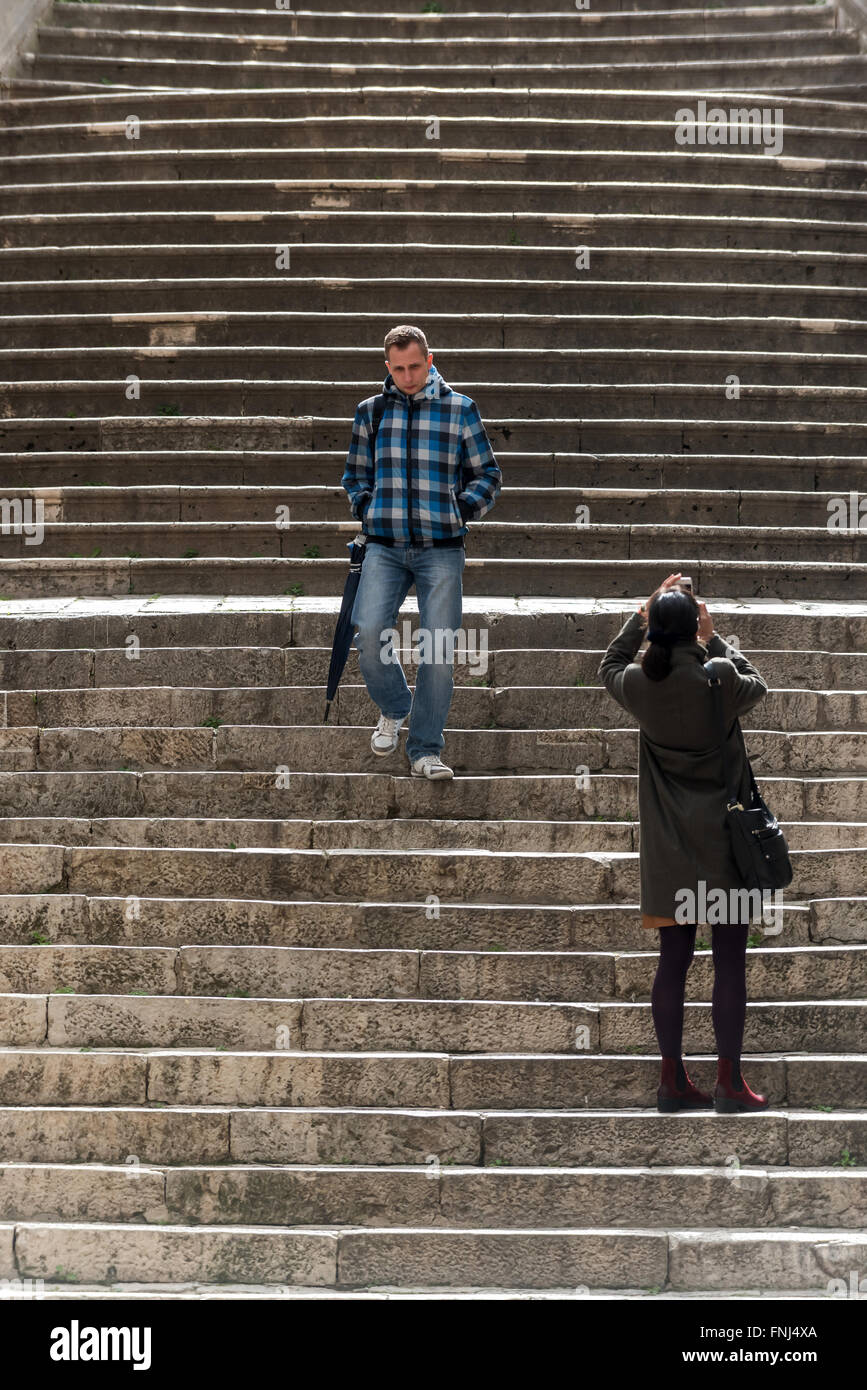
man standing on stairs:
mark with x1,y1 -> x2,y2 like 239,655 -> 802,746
342,324 -> 501,779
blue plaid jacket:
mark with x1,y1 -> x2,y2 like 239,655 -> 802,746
341,365 -> 501,544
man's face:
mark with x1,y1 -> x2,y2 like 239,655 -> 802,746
385,344 -> 433,397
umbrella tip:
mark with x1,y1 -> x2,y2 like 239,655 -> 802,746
323,701 -> 331,723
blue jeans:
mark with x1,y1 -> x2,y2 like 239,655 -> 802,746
350,541 -> 465,762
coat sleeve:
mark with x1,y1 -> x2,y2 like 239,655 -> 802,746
341,403 -> 374,522
705,633 -> 768,718
598,609 -> 646,713
456,399 -> 502,521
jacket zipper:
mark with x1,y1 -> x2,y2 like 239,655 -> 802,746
405,394 -> 416,543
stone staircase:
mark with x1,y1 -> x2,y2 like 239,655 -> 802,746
0,0 -> 865,1296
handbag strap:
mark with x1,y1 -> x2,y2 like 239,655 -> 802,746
703,658 -> 747,810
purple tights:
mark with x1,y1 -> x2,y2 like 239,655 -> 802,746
650,923 -> 749,1074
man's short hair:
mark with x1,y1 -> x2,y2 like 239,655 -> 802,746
384,324 -> 429,359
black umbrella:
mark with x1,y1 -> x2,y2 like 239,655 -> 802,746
322,532 -> 368,722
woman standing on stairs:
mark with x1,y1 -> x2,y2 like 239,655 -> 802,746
598,572 -> 772,1116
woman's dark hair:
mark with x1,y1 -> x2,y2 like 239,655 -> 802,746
641,589 -> 700,682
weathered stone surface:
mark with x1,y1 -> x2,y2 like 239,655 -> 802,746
481,1111 -> 790,1168
47,996 -> 304,1050
230,1108 -> 480,1166
0,1048 -> 147,1105
147,1051 -> 451,1108
0,1223 -> 14,1279
0,1164 -> 168,1224
0,1106 -> 230,1165
176,944 -> 419,1000
166,1166 -> 442,1227
0,845 -> 65,895
337,1229 -> 667,1289
14,1223 -> 338,1285
0,993 -> 46,1046
668,1231 -> 867,1292
301,999 -> 600,1054
0,945 -> 177,996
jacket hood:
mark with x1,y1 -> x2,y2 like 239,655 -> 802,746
382,363 -> 452,402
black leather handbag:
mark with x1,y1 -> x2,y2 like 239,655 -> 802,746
704,659 -> 794,891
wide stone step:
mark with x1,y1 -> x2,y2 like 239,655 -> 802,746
0,596 -> 859,654
6,346 -> 867,388
4,313 -> 866,357
0,519 -> 861,564
7,244 -> 867,289
0,838 -> 860,902
23,53 -> 862,103
2,986 -> 864,1050
0,1159 -> 864,1230
6,1217 -> 865,1290
3,307 -> 861,355
0,761 -> 850,822
0,941 -> 863,1001
8,413 -> 867,458
0,639 -> 862,690
0,814 -> 862,856
4,482 -> 848,528
0,1044 -> 860,1107
0,880 -> 860,948
10,1282 -> 827,1298
1,447 -> 865,492
2,210 -> 865,255
46,3 -> 839,41
0,814 -> 637,852
0,557 -> 862,598
1,1101 -> 863,1166
100,0 -> 806,11
22,48 -> 867,93
8,177 -> 866,222
3,85 -> 864,130
31,24 -> 856,66
12,382 -> 867,428
5,113 -> 863,164
5,720 -> 865,774
5,149 -> 867,192
8,683 -> 867,734
6,275 -> 867,320
0,599 -> 862,659
0,815 -> 860,866
0,553 -> 861,599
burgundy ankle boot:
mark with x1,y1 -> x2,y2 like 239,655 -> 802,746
714,1057 -> 770,1113
656,1056 -> 713,1112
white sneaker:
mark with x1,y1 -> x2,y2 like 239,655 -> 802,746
410,754 -> 454,779
371,713 -> 405,755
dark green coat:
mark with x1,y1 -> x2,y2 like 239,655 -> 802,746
598,610 -> 769,923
